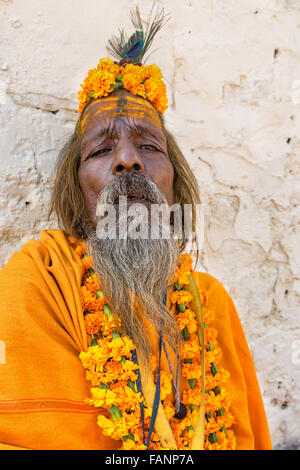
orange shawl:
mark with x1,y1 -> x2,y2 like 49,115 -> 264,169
0,230 -> 272,450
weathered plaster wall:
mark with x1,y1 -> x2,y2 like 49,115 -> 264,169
0,0 -> 299,449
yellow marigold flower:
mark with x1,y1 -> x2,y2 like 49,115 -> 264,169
97,415 -> 128,440
170,290 -> 193,305
109,336 -> 135,361
121,439 -> 147,450
163,400 -> 175,420
88,388 -> 117,408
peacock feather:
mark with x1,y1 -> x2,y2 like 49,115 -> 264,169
106,4 -> 168,64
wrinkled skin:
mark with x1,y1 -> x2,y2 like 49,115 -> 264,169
78,92 -> 175,225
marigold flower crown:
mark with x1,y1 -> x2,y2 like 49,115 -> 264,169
77,6 -> 168,115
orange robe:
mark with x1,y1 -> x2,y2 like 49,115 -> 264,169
0,230 -> 272,450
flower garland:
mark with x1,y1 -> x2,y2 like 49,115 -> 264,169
69,236 -> 236,450
77,57 -> 168,114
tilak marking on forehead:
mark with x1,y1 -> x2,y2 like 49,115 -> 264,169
81,96 -> 161,133
117,95 -> 128,115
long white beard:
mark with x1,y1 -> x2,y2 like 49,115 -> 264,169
86,173 -> 182,366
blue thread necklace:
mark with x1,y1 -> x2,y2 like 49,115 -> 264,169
131,290 -> 167,448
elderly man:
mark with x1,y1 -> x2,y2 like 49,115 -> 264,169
0,8 -> 272,450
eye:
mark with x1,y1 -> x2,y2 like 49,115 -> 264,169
140,144 -> 158,152
89,148 -> 112,158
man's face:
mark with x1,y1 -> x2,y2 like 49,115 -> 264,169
78,92 -> 175,225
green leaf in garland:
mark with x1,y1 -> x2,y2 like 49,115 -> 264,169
112,329 -> 120,339
185,358 -> 193,364
213,386 -> 221,396
89,268 -> 95,278
104,304 -> 112,319
96,289 -> 104,298
188,378 -> 196,389
173,282 -> 181,291
208,432 -> 218,444
122,432 -> 134,442
91,337 -> 98,346
178,303 -> 186,313
189,404 -> 196,413
127,380 -> 137,392
211,363 -> 219,376
113,81 -> 124,90
100,382 -> 109,389
110,404 -> 122,422
182,326 -> 189,341
187,426 -> 195,433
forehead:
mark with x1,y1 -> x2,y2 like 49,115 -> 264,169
80,94 -> 162,136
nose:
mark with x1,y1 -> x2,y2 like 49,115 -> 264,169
112,137 -> 144,175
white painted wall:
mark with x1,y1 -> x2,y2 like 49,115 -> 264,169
0,0 -> 299,449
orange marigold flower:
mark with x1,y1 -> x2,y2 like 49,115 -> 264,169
84,313 -> 102,335
178,253 -> 193,271
82,255 -> 93,270
176,309 -> 198,334
174,264 -> 191,286
205,326 -> 218,344
85,275 -> 101,294
205,348 -> 222,370
75,245 -> 84,257
182,363 -> 202,380
68,235 -> 76,245
203,307 -> 215,325
78,59 -> 168,115
81,285 -> 96,311
170,290 -> 193,305
182,339 -> 200,359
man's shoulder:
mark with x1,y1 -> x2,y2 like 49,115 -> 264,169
192,270 -> 229,295
0,229 -> 70,282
